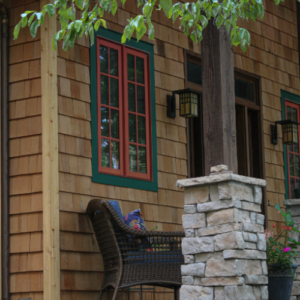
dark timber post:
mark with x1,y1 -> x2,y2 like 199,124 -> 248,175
201,21 -> 238,175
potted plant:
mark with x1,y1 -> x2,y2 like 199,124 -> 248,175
265,204 -> 300,300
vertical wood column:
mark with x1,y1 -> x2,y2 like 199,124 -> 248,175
41,0 -> 60,299
201,21 -> 237,175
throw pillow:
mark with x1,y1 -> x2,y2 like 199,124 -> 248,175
124,209 -> 146,231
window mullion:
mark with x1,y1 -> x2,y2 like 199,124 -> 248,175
244,106 -> 250,177
123,45 -> 129,177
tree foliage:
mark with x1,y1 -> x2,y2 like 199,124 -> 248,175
13,0 -> 284,52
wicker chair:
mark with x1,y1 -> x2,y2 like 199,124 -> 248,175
86,199 -> 184,300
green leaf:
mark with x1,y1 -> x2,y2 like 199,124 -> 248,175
30,19 -> 40,38
148,21 -> 154,39
52,32 -> 59,50
13,21 -> 22,40
21,16 -> 28,28
121,33 -> 127,43
136,22 -> 147,41
94,19 -> 101,31
231,31 -> 240,46
74,20 -> 82,32
101,19 -> 107,28
28,13 -> 35,26
190,30 -> 197,43
111,0 -> 118,15
199,15 -> 208,28
68,7 -> 76,21
62,32 -> 70,50
68,27 -> 77,49
215,14 -> 224,28
45,4 -> 56,18
61,0 -> 67,7
75,0 -> 84,10
89,25 -> 95,45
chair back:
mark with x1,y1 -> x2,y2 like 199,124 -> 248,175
87,199 -> 123,287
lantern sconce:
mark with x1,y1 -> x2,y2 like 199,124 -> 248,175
167,88 -> 200,118
271,120 -> 299,145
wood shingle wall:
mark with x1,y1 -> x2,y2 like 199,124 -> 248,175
57,2 -> 192,299
5,0 -> 299,298
57,0 -> 298,298
8,1 -> 43,299
234,0 -> 299,232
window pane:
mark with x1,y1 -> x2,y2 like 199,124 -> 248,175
128,83 -> 136,112
101,139 -> 110,167
128,54 -> 135,81
293,108 -> 298,122
110,78 -> 119,107
235,78 -> 254,102
137,86 -> 145,114
101,75 -> 109,105
101,107 -> 109,137
295,143 -> 299,154
287,106 -> 291,120
139,146 -> 147,174
129,114 -> 136,142
110,48 -> 118,76
136,57 -> 144,84
111,141 -> 120,169
129,144 -> 137,172
138,116 -> 146,145
296,155 -> 300,177
100,46 -> 108,74
111,109 -> 119,139
289,144 -> 293,152
291,178 -> 295,198
297,179 -> 300,189
187,61 -> 202,85
290,153 -> 294,176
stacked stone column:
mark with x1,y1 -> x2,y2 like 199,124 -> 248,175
177,165 -> 268,300
284,199 -> 300,300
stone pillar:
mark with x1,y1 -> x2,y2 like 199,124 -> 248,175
177,165 -> 268,300
284,199 -> 300,300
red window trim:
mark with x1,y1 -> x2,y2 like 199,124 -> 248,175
285,100 -> 300,198
96,37 -> 152,181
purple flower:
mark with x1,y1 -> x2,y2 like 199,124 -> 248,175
283,247 -> 291,252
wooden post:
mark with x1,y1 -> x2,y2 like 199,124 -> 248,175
201,21 -> 237,175
41,0 -> 60,299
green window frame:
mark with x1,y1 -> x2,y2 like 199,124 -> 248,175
281,90 -> 300,199
90,28 -> 158,191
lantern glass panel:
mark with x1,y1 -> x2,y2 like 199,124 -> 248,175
282,122 -> 298,145
179,90 -> 198,117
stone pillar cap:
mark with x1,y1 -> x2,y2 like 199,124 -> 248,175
177,172 -> 266,188
284,199 -> 300,206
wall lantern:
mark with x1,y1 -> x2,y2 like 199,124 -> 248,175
167,89 -> 200,118
271,120 -> 299,145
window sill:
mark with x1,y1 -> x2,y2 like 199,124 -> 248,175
92,170 -> 158,192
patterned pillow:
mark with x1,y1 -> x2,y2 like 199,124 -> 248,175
124,209 -> 146,231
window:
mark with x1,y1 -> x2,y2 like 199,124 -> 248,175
91,29 -> 157,191
184,51 -> 263,180
282,91 -> 300,199
235,73 -> 263,178
184,52 -> 204,177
